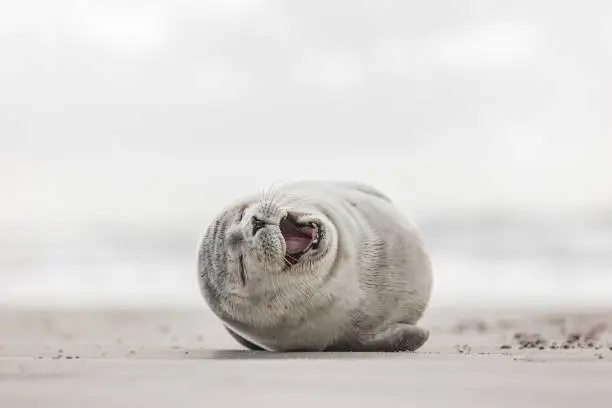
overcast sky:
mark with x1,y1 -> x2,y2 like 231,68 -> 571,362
2,0 -> 612,231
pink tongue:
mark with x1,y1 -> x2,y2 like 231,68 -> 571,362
285,236 -> 313,255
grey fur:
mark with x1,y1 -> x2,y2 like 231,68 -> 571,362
197,181 -> 433,352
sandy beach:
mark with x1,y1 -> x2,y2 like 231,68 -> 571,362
3,0 -> 612,405
1,305 -> 611,407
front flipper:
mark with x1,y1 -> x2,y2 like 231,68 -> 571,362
334,323 -> 429,352
224,326 -> 266,351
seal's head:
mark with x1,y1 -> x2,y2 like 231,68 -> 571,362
198,192 -> 339,303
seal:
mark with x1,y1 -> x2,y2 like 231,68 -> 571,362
197,180 -> 433,352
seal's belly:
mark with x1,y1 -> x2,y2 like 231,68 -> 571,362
224,300 -> 351,352
257,313 -> 347,351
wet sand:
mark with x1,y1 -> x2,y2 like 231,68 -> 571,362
1,305 -> 611,407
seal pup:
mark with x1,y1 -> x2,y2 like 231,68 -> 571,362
198,180 -> 433,352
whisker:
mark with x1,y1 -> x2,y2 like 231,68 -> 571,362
284,253 -> 299,262
263,182 -> 278,201
270,180 -> 292,204
259,187 -> 268,204
260,183 -> 282,215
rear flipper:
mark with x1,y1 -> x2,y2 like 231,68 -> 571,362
224,326 -> 266,351
330,323 -> 429,352
361,323 -> 429,352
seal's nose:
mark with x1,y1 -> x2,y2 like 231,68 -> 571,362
251,216 -> 267,236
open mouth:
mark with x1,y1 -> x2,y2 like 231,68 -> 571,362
279,213 -> 319,266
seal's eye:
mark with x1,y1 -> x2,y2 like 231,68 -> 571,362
251,216 -> 266,235
237,206 -> 247,222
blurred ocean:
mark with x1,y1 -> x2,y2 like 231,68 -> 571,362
2,208 -> 611,309
1,1 -> 611,310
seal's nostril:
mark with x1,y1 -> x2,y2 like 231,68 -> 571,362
251,216 -> 266,235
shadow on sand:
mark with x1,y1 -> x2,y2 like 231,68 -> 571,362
184,349 -> 422,360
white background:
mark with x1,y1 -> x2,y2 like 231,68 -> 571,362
1,0 -> 611,308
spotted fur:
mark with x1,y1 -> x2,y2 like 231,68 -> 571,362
197,181 -> 433,352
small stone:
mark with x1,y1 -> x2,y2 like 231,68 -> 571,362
550,342 -> 558,349
65,356 -> 73,360
538,345 -> 546,350
500,344 -> 512,350
455,344 -> 470,354
584,323 -> 607,343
